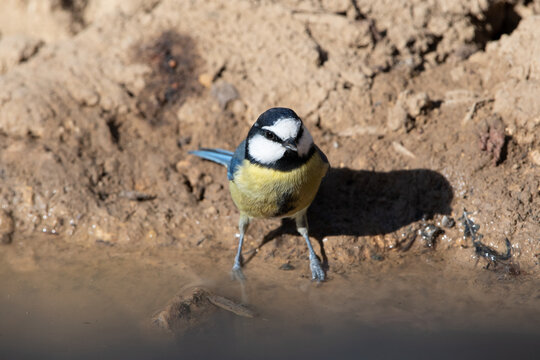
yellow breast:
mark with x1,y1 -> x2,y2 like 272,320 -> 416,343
229,152 -> 328,218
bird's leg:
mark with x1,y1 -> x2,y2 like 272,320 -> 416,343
231,214 -> 250,281
295,211 -> 325,282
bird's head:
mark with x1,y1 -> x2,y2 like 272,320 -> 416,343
246,108 -> 314,168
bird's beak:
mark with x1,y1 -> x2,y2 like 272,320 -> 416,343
283,139 -> 298,152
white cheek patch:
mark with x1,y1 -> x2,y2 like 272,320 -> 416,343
297,126 -> 313,157
248,134 -> 286,164
262,118 -> 300,141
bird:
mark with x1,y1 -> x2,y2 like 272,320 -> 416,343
189,107 -> 329,281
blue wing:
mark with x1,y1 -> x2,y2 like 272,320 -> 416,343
189,140 -> 246,181
189,148 -> 233,167
227,140 -> 246,180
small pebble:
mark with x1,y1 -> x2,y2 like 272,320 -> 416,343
279,262 -> 295,271
176,136 -> 192,149
421,224 -> 443,248
211,81 -> 239,109
441,215 -> 455,228
387,101 -> 408,131
198,73 -> 213,88
371,254 -> 384,261
529,150 -> 540,166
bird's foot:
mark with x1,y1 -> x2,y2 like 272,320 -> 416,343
231,264 -> 246,282
309,256 -> 325,282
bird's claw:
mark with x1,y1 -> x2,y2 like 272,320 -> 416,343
231,264 -> 246,282
309,256 -> 325,282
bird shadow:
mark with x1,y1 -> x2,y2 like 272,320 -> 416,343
244,167 -> 453,266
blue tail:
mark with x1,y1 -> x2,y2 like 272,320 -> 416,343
189,148 -> 233,167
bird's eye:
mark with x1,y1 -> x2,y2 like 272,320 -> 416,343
264,130 -> 276,141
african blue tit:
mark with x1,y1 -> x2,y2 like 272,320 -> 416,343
189,107 -> 329,281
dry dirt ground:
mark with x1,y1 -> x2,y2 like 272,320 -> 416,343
0,0 -> 539,353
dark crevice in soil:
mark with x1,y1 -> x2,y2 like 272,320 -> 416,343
497,135 -> 512,166
182,176 -> 194,194
409,34 -> 443,72
350,0 -> 366,20
487,2 -> 522,41
315,44 -> 329,67
43,145 -> 63,164
58,0 -> 88,33
471,1 -> 522,49
19,42 -> 45,64
106,117 -> 121,149
423,35 -> 443,56
197,187 -> 205,202
305,26 -> 329,67
212,64 -> 227,82
120,84 -> 135,98
367,20 -> 385,44
26,131 -> 40,140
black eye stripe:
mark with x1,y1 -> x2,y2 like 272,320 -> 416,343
296,126 -> 303,142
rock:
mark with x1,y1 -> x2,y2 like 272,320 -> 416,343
478,115 -> 506,166
387,98 -> 409,131
175,160 -> 191,172
441,215 -> 455,229
210,81 -> 239,109
387,90 -> 430,131
405,92 -> 431,117
153,287 -> 254,333
198,73 -> 213,88
279,262 -> 295,271
529,149 -> 540,166
420,224 -> 443,248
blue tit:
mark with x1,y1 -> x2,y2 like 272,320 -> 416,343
189,107 -> 329,281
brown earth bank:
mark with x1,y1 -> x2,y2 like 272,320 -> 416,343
0,0 -> 539,358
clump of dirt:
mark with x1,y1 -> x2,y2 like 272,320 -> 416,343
478,115 -> 507,165
153,287 -> 221,333
153,287 -> 255,334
